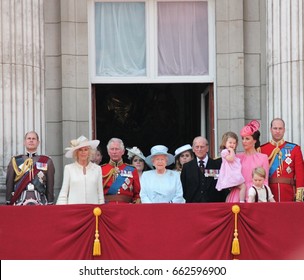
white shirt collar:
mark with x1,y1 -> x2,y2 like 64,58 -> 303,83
197,155 -> 208,167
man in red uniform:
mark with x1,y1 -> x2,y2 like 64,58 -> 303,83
260,118 -> 304,202
102,138 -> 141,203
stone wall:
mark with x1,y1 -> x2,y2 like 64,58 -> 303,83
215,0 -> 267,153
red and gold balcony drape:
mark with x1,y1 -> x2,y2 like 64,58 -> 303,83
0,203 -> 303,260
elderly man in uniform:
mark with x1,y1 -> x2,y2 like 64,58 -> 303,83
102,137 -> 141,203
260,118 -> 304,202
6,131 -> 55,205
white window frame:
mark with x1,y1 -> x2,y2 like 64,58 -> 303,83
88,0 -> 215,84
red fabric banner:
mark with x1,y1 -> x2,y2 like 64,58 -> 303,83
0,203 -> 303,260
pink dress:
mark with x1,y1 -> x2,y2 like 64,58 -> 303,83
226,152 -> 269,202
216,149 -> 245,191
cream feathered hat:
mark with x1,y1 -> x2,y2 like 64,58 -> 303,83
126,146 -> 146,160
65,135 -> 100,158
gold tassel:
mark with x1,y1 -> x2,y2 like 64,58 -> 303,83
93,207 -> 102,256
231,205 -> 241,258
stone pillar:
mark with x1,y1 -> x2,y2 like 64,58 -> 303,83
216,0 -> 245,151
267,0 -> 304,147
0,0 -> 45,203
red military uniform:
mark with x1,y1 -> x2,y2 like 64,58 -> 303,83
260,139 -> 304,202
102,159 -> 141,203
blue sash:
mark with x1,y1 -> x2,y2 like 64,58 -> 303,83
107,165 -> 135,195
269,142 -> 296,177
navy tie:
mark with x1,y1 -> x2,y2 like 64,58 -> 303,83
199,160 -> 205,174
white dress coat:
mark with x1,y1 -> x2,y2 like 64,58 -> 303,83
57,161 -> 104,204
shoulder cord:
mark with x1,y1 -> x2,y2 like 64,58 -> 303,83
102,168 -> 117,187
268,147 -> 282,170
12,157 -> 33,182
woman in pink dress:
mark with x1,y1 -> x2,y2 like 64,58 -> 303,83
226,120 -> 269,202
216,131 -> 246,202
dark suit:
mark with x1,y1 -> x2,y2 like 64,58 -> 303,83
181,157 -> 227,202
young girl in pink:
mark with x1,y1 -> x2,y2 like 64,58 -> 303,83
216,131 -> 246,202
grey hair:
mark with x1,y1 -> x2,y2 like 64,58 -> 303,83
107,137 -> 125,151
24,131 -> 39,141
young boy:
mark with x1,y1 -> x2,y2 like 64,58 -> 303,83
247,167 -> 276,203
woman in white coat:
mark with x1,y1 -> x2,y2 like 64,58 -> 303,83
57,136 -> 105,205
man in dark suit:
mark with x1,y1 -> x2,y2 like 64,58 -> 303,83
181,136 -> 228,202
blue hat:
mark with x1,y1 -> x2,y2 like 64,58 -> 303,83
145,145 -> 175,167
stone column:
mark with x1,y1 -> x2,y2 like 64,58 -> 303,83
0,0 -> 45,202
216,0 -> 245,150
267,0 -> 304,147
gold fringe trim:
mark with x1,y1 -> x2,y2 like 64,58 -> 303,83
231,205 -> 241,258
93,207 -> 102,256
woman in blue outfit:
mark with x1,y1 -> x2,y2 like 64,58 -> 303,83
140,145 -> 185,203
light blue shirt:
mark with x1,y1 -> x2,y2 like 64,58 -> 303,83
140,169 -> 185,203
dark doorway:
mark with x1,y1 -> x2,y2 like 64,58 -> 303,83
94,83 -> 208,164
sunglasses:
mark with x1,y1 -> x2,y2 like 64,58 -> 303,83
133,158 -> 144,163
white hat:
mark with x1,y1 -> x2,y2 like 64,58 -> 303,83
145,145 -> 175,167
65,135 -> 100,158
174,144 -> 192,157
126,146 -> 146,160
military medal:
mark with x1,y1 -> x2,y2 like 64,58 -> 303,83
204,169 -> 219,179
286,166 -> 292,174
285,157 -> 292,165
37,171 -> 44,183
